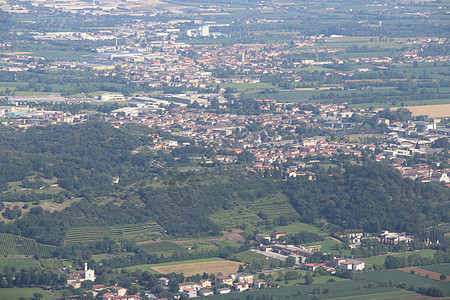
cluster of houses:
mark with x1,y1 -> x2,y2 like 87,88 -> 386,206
67,265 -> 140,300
343,230 -> 415,249
158,273 -> 265,298
303,257 -> 365,273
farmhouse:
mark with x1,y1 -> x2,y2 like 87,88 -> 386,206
339,259 -> 365,271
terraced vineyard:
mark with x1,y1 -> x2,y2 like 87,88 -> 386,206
247,193 -> 299,220
211,193 -> 299,229
0,233 -> 56,257
211,207 -> 260,229
65,221 -> 163,245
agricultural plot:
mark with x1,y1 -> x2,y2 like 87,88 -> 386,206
0,258 -> 40,272
137,241 -> 186,256
246,193 -> 299,221
151,260 -> 242,277
0,288 -> 54,300
275,222 -> 323,235
402,104 -> 450,118
397,266 -> 450,282
39,259 -> 72,272
0,233 -> 55,257
210,207 -> 260,229
211,193 -> 299,229
64,221 -> 163,245
208,279 -> 402,299
420,264 -> 450,276
360,249 -> 437,267
121,257 -> 240,276
354,270 -> 450,295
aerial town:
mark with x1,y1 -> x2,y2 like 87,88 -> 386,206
0,0 -> 449,299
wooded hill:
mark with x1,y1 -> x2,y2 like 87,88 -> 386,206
0,122 -> 448,248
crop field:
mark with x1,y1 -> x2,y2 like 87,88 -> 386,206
420,264 -> 450,276
354,270 -> 450,295
64,221 -> 163,245
397,266 -> 450,282
208,280 -> 402,299
211,193 -> 299,229
0,258 -> 41,272
247,193 -> 299,220
137,241 -> 185,256
152,260 -> 242,276
121,257 -> 242,276
401,104 -> 450,118
360,249 -> 437,267
177,239 -> 241,254
0,233 -> 56,257
210,207 -> 260,229
0,288 -> 54,300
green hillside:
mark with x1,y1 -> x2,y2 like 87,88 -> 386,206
64,221 -> 163,245
0,233 -> 55,257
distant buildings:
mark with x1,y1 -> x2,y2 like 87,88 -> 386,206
67,263 -> 96,288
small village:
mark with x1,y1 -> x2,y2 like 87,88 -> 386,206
61,229 -> 427,299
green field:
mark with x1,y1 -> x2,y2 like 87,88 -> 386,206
0,233 -> 56,257
0,288 -> 54,300
64,221 -> 163,245
137,241 -> 186,256
264,269 -> 349,286
420,264 -> 450,276
212,193 -> 301,229
354,270 -> 450,295
0,257 -> 41,272
360,249 -> 437,267
208,279 -> 403,299
275,222 -> 323,235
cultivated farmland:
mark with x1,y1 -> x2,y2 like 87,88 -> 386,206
420,264 -> 450,276
151,259 -> 242,276
121,258 -> 242,276
0,257 -> 40,271
0,233 -> 55,257
400,104 -> 450,118
64,221 -> 163,245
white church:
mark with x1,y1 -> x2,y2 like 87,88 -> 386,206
67,263 -> 96,288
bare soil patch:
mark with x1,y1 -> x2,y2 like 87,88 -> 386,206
397,266 -> 450,282
223,229 -> 245,243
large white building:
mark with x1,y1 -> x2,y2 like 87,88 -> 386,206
199,25 -> 209,37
